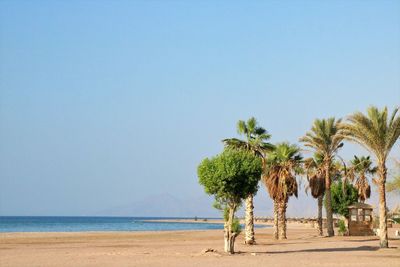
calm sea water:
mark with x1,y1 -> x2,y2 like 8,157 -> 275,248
0,216 -> 228,232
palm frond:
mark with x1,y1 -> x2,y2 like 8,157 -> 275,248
237,120 -> 247,135
300,117 -> 344,165
246,117 -> 257,134
224,117 -> 273,159
263,142 -> 302,201
341,106 -> 400,164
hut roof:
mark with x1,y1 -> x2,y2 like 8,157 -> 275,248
348,202 -> 373,209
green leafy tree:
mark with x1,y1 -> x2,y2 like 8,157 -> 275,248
222,117 -> 273,245
338,219 -> 347,235
300,118 -> 344,237
198,149 -> 262,254
330,180 -> 358,217
341,106 -> 400,248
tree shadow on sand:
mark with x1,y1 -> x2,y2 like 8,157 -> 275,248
341,238 -> 378,243
235,245 -> 382,255
258,241 -> 312,246
260,246 -> 379,254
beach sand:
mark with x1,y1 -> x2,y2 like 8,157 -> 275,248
1,224 -> 399,267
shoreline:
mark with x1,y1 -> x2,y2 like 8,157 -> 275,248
2,217 -> 397,234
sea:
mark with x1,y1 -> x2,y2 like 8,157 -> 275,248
0,216 -> 229,232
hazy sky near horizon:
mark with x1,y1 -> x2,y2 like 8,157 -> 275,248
1,1 -> 399,216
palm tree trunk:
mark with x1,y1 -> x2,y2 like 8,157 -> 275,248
378,164 -> 388,248
273,200 -> 278,240
244,194 -> 256,244
317,195 -> 323,236
360,174 -> 366,203
278,199 -> 287,240
325,165 -> 334,237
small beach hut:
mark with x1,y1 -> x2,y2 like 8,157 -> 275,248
347,202 -> 374,236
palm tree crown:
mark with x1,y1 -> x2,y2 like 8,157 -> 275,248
304,153 -> 325,199
347,155 -> 377,202
263,142 -> 303,201
223,117 -> 274,157
340,106 -> 400,165
300,118 -> 344,162
350,155 -> 376,175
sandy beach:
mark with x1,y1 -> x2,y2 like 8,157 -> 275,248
1,224 -> 399,267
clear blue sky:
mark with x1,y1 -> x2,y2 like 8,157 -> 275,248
0,0 -> 399,216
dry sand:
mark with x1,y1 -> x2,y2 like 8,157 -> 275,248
1,224 -> 399,267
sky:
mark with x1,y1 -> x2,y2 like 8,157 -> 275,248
0,0 -> 399,217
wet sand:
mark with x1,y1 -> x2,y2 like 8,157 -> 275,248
1,225 -> 399,267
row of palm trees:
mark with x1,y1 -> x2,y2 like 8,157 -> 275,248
223,106 -> 399,248
304,152 -> 376,236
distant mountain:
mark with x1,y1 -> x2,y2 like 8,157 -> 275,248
96,193 -> 221,217
95,187 -> 400,218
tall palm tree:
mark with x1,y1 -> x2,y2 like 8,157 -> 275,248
304,153 -> 325,236
222,117 -> 274,244
347,156 -> 377,203
300,118 -> 344,237
340,106 -> 400,248
263,142 -> 302,239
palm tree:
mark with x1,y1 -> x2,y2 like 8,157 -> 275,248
387,159 -> 400,194
300,118 -> 344,237
387,176 -> 400,194
222,117 -> 274,244
304,153 -> 325,236
341,106 -> 400,248
347,156 -> 377,203
263,142 -> 302,239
